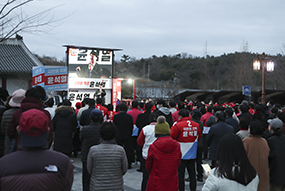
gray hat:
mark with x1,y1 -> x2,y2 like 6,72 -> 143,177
268,118 -> 283,129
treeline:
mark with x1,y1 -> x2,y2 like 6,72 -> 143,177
115,52 -> 285,91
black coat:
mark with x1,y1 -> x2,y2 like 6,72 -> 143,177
267,132 -> 285,185
207,121 -> 234,160
80,122 -> 101,162
79,106 -> 95,126
136,111 -> 151,135
225,117 -> 239,133
53,106 -> 77,155
113,112 -> 133,140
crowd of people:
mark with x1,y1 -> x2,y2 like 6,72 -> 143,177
0,85 -> 285,191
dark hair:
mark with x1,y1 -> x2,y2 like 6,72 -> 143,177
178,109 -> 189,118
62,99 -> 71,106
215,110 -> 226,122
46,98 -> 54,107
249,120 -> 265,136
91,114 -> 103,123
206,105 -> 213,113
213,106 -> 220,113
25,86 -> 47,101
131,100 -> 139,108
225,107 -> 233,117
0,87 -> 9,101
239,105 -> 248,113
96,98 -> 102,105
216,133 -> 256,186
89,99 -> 95,106
145,103 -> 153,112
239,117 -> 250,130
106,104 -> 113,111
277,112 -> 285,122
139,102 -> 144,109
149,111 -> 160,123
177,101 -> 185,110
191,110 -> 201,120
83,98 -> 89,105
169,101 -> 176,108
118,103 -> 127,112
100,121 -> 117,140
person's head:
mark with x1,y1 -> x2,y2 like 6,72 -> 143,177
177,101 -> 185,110
239,105 -> 248,113
131,100 -> 139,108
18,109 -> 50,147
100,121 -> 117,140
118,103 -> 127,112
191,109 -> 201,120
206,105 -> 213,113
249,120 -> 264,136
155,116 -> 170,137
62,99 -> 72,106
46,98 -> 54,107
9,89 -> 26,107
89,98 -> 95,106
215,110 -> 226,122
216,133 -> 256,186
75,102 -> 82,109
106,104 -> 113,111
224,107 -> 233,118
139,102 -> 144,110
83,98 -> 89,105
96,98 -> 102,105
0,87 -> 9,101
277,111 -> 285,123
239,117 -> 250,130
25,86 -> 48,102
90,109 -> 103,123
157,99 -> 166,108
212,106 -> 220,114
145,102 -> 153,112
169,101 -> 176,108
268,118 -> 283,133
149,111 -> 160,123
178,109 -> 189,119
98,84 -> 102,89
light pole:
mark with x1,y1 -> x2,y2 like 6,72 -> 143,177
253,52 -> 274,105
128,78 -> 135,100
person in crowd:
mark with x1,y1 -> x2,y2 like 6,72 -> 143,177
137,111 -> 159,191
53,99 -> 77,157
87,121 -> 128,191
225,107 -> 239,133
80,109 -> 103,191
106,103 -> 115,121
243,120 -> 270,191
44,97 -> 55,119
207,110 -> 234,168
206,106 -> 221,127
127,100 -> 143,169
153,99 -> 173,126
113,103 -> 134,169
1,89 -> 25,155
200,105 -> 213,159
94,84 -> 106,105
146,116 -> 181,191
202,133 -> 259,191
7,86 -> 53,151
0,109 -> 74,190
172,101 -> 186,123
74,102 -> 82,115
169,101 -> 177,114
95,97 -> 108,120
236,117 -> 250,140
276,111 -> 285,135
80,98 -> 96,126
190,109 -> 204,182
136,102 -> 153,172
77,98 -> 89,121
267,118 -> 285,191
238,104 -> 251,122
171,109 -> 201,191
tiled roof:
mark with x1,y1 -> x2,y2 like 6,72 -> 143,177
0,38 -> 42,75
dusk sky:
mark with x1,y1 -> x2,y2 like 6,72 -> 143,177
17,0 -> 285,61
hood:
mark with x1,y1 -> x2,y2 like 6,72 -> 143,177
21,97 -> 44,112
55,105 -> 74,117
152,136 -> 179,153
159,107 -> 171,115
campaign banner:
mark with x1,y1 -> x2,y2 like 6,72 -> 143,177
112,78 -> 122,111
32,66 -> 68,91
69,78 -> 112,89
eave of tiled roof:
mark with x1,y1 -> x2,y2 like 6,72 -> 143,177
0,38 -> 42,75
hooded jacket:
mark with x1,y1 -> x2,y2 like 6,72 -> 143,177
146,136 -> 181,191
53,106 -> 77,155
153,107 -> 173,127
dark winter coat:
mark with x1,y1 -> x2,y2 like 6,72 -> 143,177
225,117 -> 239,133
113,111 -> 133,140
0,146 -> 74,191
79,106 -> 95,126
153,107 -> 173,127
267,132 -> 285,185
146,136 -> 181,191
207,121 -> 234,160
53,106 -> 77,155
136,110 -> 151,135
7,97 -> 53,150
80,122 -> 101,162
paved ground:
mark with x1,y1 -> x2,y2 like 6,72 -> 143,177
71,156 -> 208,191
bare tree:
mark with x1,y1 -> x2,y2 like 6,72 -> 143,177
0,0 -> 63,42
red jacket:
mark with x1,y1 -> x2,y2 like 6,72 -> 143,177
201,112 -> 213,127
127,108 -> 143,124
146,136 -> 181,191
95,104 -> 108,118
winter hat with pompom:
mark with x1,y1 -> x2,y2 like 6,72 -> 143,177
155,116 -> 170,135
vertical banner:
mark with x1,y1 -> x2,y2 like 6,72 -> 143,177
112,79 -> 121,111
